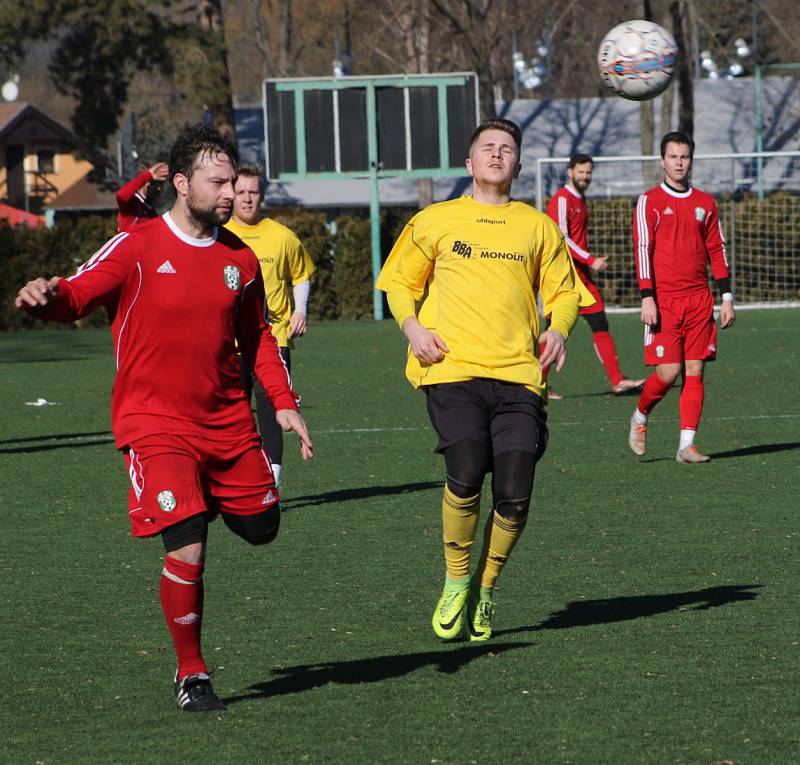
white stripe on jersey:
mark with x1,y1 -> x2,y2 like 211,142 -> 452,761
69,231 -> 129,280
718,219 -> 729,267
558,195 -> 592,261
115,262 -> 143,370
557,196 -> 568,235
636,195 -> 650,280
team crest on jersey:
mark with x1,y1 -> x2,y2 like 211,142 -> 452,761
224,265 -> 241,291
656,345 -> 665,358
157,490 -> 177,513
695,207 -> 706,222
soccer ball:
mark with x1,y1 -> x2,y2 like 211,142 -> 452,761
597,20 -> 678,101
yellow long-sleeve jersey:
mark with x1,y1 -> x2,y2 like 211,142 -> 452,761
376,195 -> 594,396
225,217 -> 315,347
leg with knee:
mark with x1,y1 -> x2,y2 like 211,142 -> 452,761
221,505 -> 281,546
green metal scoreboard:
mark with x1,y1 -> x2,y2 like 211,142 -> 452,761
262,73 -> 480,319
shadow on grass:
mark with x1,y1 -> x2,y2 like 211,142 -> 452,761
0,355 -> 94,364
223,641 -> 532,705
709,442 -> 800,459
284,481 -> 445,509
498,584 -> 763,636
0,430 -> 114,454
639,441 -> 800,463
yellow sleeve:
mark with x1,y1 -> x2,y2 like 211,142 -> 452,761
287,235 -> 316,285
538,231 -> 595,340
376,214 -> 434,300
386,290 -> 417,329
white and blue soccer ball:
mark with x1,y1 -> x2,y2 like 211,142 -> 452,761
597,20 -> 678,101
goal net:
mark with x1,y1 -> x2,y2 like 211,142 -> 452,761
537,151 -> 800,308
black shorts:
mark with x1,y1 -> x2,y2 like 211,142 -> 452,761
425,379 -> 548,457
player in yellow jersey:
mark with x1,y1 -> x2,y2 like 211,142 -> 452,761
226,164 -> 316,489
377,118 -> 593,641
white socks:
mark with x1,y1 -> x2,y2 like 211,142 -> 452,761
678,429 -> 696,451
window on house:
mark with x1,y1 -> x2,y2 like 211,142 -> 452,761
37,149 -> 56,174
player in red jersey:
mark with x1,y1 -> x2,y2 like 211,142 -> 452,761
629,131 -> 735,463
16,125 -> 314,712
546,153 -> 644,396
116,161 -> 169,231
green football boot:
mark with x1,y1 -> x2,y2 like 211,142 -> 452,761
432,578 -> 470,640
467,587 -> 495,642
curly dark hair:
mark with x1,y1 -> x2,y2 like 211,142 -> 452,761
168,124 -> 239,183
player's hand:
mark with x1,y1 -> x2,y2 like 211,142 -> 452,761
148,162 -> 169,181
288,311 -> 308,338
640,296 -> 659,326
276,409 -> 314,460
402,316 -> 449,365
719,300 -> 735,329
539,329 -> 567,373
15,276 -> 61,309
591,256 -> 609,272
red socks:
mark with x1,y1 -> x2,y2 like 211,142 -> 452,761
592,331 -> 623,386
679,374 -> 705,431
637,371 -> 673,415
160,556 -> 207,680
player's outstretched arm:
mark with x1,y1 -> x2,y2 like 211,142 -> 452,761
275,409 -> 314,459
15,276 -> 61,309
591,255 -> 609,272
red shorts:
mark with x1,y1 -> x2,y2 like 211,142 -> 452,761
576,266 -> 605,315
124,432 -> 278,538
644,289 -> 717,366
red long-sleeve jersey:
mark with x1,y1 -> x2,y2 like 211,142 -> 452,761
633,183 -> 730,297
33,212 -> 296,449
116,170 -> 158,231
546,185 -> 597,268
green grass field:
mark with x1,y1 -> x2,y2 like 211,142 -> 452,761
2,310 -> 798,764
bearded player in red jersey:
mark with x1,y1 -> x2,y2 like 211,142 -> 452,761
116,161 -> 169,231
629,131 -> 735,463
16,125 -> 314,712
546,153 -> 644,396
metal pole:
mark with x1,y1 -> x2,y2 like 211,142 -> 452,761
366,83 -> 384,320
754,63 -> 764,199
752,0 -> 764,199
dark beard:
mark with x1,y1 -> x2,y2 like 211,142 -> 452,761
186,200 -> 231,229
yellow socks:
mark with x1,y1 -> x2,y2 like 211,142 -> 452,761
475,509 -> 527,589
441,485 -> 481,579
